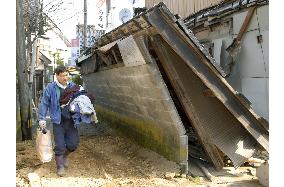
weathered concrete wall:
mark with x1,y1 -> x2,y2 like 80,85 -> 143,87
83,62 -> 188,170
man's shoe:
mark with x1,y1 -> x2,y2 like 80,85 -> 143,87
57,167 -> 65,177
64,158 -> 69,168
55,155 -> 65,177
63,150 -> 72,168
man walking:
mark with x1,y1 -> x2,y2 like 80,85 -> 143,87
38,65 -> 79,176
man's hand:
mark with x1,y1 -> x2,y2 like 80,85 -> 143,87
39,120 -> 46,129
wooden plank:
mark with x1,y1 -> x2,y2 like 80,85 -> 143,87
97,51 -> 112,66
111,50 -> 119,64
99,63 -> 124,71
203,89 -> 216,97
132,27 -> 157,39
195,160 -> 215,182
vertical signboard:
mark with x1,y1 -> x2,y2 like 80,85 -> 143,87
95,0 -> 107,30
71,38 -> 79,47
71,38 -> 80,65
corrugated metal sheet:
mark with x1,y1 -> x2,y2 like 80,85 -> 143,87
145,0 -> 222,18
151,38 -> 257,167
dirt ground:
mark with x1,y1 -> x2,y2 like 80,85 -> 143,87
16,122 -> 263,187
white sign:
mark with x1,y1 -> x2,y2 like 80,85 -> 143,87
95,0 -> 107,30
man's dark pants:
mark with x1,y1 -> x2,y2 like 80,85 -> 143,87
53,117 -> 79,156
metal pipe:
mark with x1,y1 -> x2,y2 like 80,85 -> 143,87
84,0 -> 87,50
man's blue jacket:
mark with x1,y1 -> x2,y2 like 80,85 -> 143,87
38,81 -> 75,124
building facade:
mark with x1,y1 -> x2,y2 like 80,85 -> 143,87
145,0 -> 222,18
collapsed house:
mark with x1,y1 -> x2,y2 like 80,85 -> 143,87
184,0 -> 269,121
77,2 -> 269,173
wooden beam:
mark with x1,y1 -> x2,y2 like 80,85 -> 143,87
97,51 -> 112,66
150,35 -> 224,170
203,89 -> 216,97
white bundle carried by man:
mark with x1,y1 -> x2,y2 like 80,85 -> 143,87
36,127 -> 53,163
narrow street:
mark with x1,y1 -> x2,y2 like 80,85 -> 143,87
15,0 -> 271,186
16,122 -> 261,187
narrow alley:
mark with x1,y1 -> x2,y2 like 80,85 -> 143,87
16,0 -> 270,186
17,122 -> 265,187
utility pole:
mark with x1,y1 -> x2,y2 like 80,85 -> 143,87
16,0 -> 32,140
53,53 -> 56,81
84,0 -> 87,50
